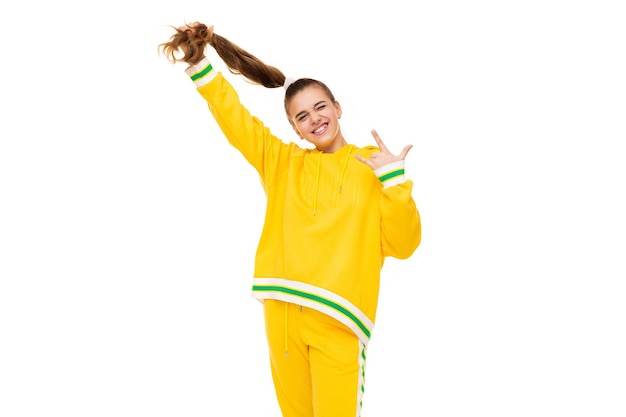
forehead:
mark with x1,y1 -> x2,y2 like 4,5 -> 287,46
287,86 -> 333,115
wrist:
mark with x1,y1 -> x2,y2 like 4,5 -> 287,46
185,57 -> 216,88
374,161 -> 405,188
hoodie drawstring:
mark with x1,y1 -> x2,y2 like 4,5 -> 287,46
338,145 -> 353,194
312,145 -> 354,215
312,151 -> 322,216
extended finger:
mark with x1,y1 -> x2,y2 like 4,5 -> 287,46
355,154 -> 375,168
370,129 -> 390,153
399,144 -> 413,160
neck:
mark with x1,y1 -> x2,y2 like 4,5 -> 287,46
317,137 -> 348,154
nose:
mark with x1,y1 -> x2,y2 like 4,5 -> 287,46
311,111 -> 322,123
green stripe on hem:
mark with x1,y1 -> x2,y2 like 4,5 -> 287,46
190,63 -> 213,81
253,285 -> 371,339
378,168 -> 405,183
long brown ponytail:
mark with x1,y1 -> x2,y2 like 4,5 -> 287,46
159,23 -> 338,121
159,23 -> 286,88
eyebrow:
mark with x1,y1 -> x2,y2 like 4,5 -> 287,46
295,100 -> 327,119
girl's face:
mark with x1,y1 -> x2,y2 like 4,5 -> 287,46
287,86 -> 346,153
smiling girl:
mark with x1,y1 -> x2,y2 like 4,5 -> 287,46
159,22 -> 421,417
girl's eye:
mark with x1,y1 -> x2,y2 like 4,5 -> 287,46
315,105 -> 326,111
297,114 -> 308,122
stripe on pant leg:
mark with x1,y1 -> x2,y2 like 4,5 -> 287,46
356,341 -> 367,417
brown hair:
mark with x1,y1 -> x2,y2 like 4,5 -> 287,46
159,23 -> 337,119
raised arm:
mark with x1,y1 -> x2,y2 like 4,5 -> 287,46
159,22 -> 289,187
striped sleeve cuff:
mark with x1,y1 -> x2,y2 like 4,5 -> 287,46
374,161 -> 406,188
184,57 -> 217,88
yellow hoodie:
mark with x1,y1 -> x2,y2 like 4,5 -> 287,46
186,59 -> 421,345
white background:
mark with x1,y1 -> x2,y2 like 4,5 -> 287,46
1,1 -> 625,416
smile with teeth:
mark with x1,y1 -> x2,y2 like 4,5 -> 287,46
313,123 -> 328,135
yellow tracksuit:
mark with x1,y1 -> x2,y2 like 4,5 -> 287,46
185,58 -> 421,417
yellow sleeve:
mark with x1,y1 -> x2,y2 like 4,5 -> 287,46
376,163 -> 421,259
185,58 -> 289,189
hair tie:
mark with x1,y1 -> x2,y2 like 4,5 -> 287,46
283,77 -> 296,91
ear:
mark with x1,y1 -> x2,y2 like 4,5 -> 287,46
334,101 -> 343,119
286,116 -> 302,139
291,124 -> 304,139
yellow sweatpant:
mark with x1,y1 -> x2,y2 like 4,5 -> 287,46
263,300 -> 367,417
